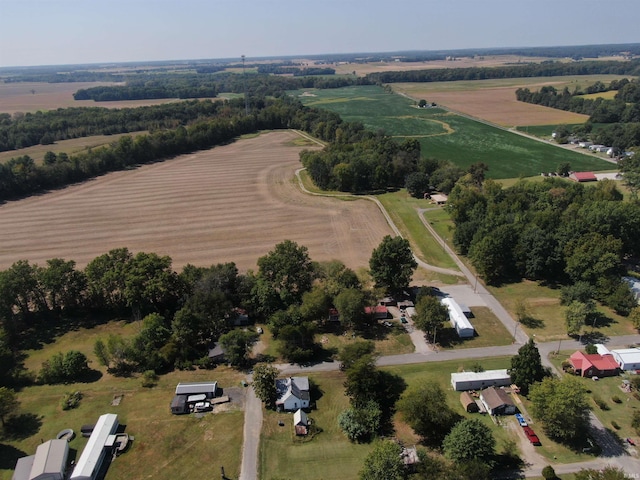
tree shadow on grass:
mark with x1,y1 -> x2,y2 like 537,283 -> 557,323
580,331 -> 609,345
0,443 -> 28,470
3,413 -> 42,441
589,312 -> 616,329
520,315 -> 545,329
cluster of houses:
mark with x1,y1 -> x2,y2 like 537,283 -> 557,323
13,413 -> 127,480
568,345 -> 640,377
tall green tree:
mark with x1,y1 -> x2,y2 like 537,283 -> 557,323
219,329 -> 259,367
619,151 -> 640,200
443,418 -> 495,463
338,400 -> 382,443
529,376 -> 591,442
338,341 -> 375,371
369,235 -> 417,294
38,258 -> 86,312
574,466 -> 633,480
398,381 -> 459,444
254,240 -> 316,315
359,440 -> 406,480
509,339 -> 548,395
412,294 -> 449,340
0,387 -> 19,427
334,288 -> 366,329
565,300 -> 595,338
252,363 -> 279,409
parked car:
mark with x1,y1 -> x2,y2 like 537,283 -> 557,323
194,401 -> 212,412
515,413 -> 528,427
523,426 -> 541,446
383,321 -> 393,327
627,438 -> 636,446
400,317 -> 408,324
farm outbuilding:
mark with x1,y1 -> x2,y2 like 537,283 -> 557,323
70,413 -> 119,480
450,369 -> 511,391
175,381 -> 217,398
294,409 -> 308,436
460,392 -> 480,413
611,348 -> 640,371
364,305 -> 388,320
12,439 -> 69,480
569,172 -> 597,182
441,297 -> 475,338
170,395 -> 188,415
480,387 -> 516,416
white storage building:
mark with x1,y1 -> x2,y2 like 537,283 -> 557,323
611,348 -> 640,371
441,297 -> 475,338
70,413 -> 119,480
451,369 -> 511,391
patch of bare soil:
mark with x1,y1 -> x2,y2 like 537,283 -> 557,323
0,131 -> 393,272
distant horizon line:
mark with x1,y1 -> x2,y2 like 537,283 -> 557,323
2,42 -> 639,71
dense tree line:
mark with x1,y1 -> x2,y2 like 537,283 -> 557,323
448,177 -> 639,313
515,79 -> 640,124
0,100 -> 227,151
366,59 -> 640,84
0,96 -> 350,201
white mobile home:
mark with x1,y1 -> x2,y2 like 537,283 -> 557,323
441,297 -> 475,338
611,348 -> 640,371
451,369 -> 511,391
70,413 -> 119,480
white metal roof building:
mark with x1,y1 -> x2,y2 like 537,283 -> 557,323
441,297 -> 475,338
451,369 -> 511,391
611,348 -> 640,371
175,381 -> 217,397
70,413 -> 119,480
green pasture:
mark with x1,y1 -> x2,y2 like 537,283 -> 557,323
515,122 -> 610,139
1,320 -> 245,480
292,85 -> 612,179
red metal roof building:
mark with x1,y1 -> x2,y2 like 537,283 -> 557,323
569,172 -> 597,182
569,351 -> 619,377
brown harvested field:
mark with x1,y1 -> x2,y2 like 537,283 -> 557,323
331,55 -> 568,76
413,86 -> 589,126
0,81 -> 190,113
0,131 -> 148,165
0,130 -> 392,272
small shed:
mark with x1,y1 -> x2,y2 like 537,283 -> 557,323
170,395 -> 188,415
431,194 -> 448,205
480,387 -> 516,416
207,343 -> 226,363
293,409 -> 308,436
460,391 -> 480,413
327,308 -> 340,322
570,172 -> 597,182
364,305 -> 388,320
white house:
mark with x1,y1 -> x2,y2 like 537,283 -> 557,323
611,348 -> 640,371
480,387 -> 516,415
275,376 -> 310,411
450,369 -> 511,391
441,297 -> 475,338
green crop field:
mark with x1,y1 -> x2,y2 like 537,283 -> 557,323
292,86 -> 612,179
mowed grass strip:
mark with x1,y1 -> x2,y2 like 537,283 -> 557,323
377,190 -> 458,270
293,85 -> 612,178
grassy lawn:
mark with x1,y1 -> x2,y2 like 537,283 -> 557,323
292,85 -> 612,178
488,280 -> 638,342
1,321 -> 245,480
550,352 -> 640,443
259,371 -> 372,480
435,307 -> 514,350
421,206 -> 455,245
378,190 -> 458,270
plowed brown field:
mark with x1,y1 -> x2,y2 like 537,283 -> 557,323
0,131 -> 392,271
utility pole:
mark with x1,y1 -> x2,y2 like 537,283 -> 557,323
241,55 -> 249,116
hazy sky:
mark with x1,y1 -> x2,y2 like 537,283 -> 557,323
1,0 -> 639,67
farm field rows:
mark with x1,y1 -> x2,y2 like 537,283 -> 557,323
391,74 -> 628,127
0,130 -> 393,271
293,85 -> 612,178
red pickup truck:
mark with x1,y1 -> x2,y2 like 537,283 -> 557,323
523,426 -> 541,446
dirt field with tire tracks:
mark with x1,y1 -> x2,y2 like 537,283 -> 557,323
0,130 -> 392,272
